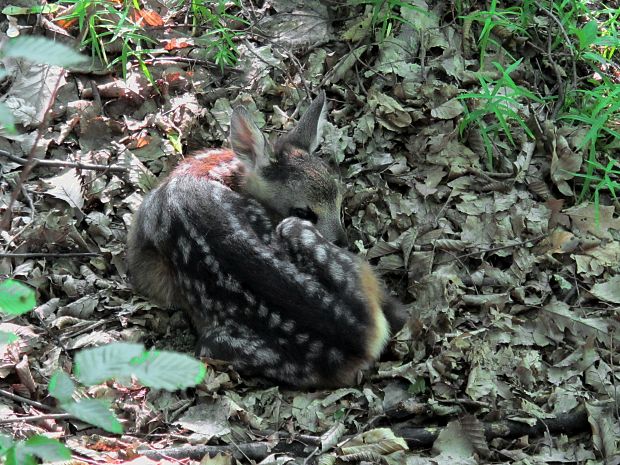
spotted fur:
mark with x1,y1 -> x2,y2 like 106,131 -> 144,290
127,92 -> 406,388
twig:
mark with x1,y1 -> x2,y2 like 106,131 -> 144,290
19,184 -> 35,224
142,55 -> 227,71
535,1 -> 577,89
274,46 -> 312,115
303,447 -> 320,465
142,442 -> 274,461
545,28 -> 566,119
0,252 -> 100,258
0,389 -> 51,411
434,234 -> 548,266
0,70 -> 67,231
0,150 -> 128,173
0,413 -> 73,425
59,318 -> 113,340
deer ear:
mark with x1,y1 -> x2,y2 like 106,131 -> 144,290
230,106 -> 270,170
278,91 -> 327,153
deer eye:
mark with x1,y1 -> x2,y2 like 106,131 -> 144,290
290,207 -> 318,223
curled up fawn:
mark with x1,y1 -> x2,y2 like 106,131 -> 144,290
127,92 -> 405,388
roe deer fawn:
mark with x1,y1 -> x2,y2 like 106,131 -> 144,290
127,92 -> 405,387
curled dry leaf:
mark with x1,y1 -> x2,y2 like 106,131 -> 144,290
320,422 -> 346,452
433,239 -> 471,252
44,169 -> 85,210
431,98 -> 464,120
590,276 -> 620,304
460,415 -> 490,458
339,427 -> 408,457
432,420 -> 475,460
550,131 -> 582,189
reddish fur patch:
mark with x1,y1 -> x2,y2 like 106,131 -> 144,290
287,148 -> 307,158
172,149 -> 244,188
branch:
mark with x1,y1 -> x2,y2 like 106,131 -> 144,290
0,413 -> 73,425
0,252 -> 100,258
142,442 -> 274,461
0,149 -> 128,173
140,406 -> 589,461
393,405 -> 589,448
0,389 -> 52,411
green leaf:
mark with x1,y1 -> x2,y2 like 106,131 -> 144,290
576,20 -> 598,50
4,447 -> 23,465
62,399 -> 123,434
593,36 -> 620,47
0,102 -> 15,132
2,4 -> 60,15
408,377 -> 427,395
129,350 -> 207,390
0,434 -> 14,454
2,36 -> 88,67
74,342 -> 206,390
74,343 -> 145,385
0,331 -> 18,347
48,371 -> 76,404
0,280 -> 36,315
582,51 -> 608,65
17,436 -> 71,463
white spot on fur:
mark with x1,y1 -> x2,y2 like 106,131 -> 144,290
315,246 -> 327,263
278,217 -> 297,236
308,340 -> 323,358
268,312 -> 281,328
345,312 -> 357,327
332,304 -> 343,319
300,229 -> 316,247
305,280 -> 321,296
195,235 -> 210,252
328,347 -> 343,364
181,275 -> 193,290
258,304 -> 268,318
283,362 -> 297,376
281,319 -> 295,333
245,292 -> 256,306
224,276 -> 241,292
178,236 -> 191,264
328,260 -> 345,282
255,347 -> 280,365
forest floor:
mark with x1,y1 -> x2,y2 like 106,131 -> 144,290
0,0 -> 619,464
